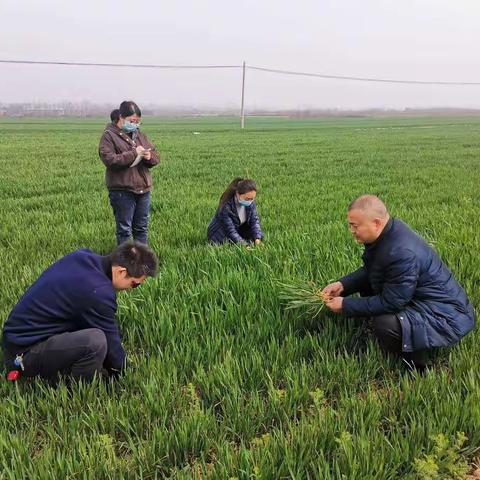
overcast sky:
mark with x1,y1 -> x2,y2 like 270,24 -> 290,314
1,0 -> 480,110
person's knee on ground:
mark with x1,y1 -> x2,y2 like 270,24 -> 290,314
70,328 -> 108,382
402,349 -> 429,372
370,314 -> 429,371
370,314 -> 402,354
15,329 -> 108,384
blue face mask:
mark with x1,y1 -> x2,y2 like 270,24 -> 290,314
122,121 -> 139,133
239,199 -> 253,207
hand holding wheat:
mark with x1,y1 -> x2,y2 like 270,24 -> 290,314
279,281 -> 333,318
322,281 -> 344,298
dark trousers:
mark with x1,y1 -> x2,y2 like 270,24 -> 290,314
3,329 -> 107,383
370,314 -> 429,369
108,190 -> 151,245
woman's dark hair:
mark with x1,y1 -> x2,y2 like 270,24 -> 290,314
119,100 -> 142,118
219,177 -> 257,209
110,109 -> 120,123
109,241 -> 158,277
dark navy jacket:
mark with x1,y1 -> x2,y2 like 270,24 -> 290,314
2,249 -> 126,372
340,218 -> 476,352
207,197 -> 263,244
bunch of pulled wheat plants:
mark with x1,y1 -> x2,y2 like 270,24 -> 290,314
279,281 -> 331,319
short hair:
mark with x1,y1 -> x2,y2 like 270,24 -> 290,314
109,241 -> 158,277
348,195 -> 389,219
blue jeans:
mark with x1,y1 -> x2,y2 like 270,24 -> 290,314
108,190 -> 151,245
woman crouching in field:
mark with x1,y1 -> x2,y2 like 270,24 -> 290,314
208,178 -> 264,245
99,101 -> 160,245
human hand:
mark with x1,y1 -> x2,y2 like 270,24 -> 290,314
136,146 -> 146,156
322,281 -> 344,298
325,296 -> 343,314
143,149 -> 152,160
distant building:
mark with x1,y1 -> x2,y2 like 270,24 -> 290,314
22,107 -> 65,117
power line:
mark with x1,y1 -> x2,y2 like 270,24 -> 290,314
247,65 -> 480,86
0,59 -> 240,69
1,58 -> 480,85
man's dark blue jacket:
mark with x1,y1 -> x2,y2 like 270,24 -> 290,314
207,197 -> 263,244
340,218 -> 476,352
2,249 -> 126,371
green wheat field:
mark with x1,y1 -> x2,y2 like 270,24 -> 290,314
0,116 -> 479,479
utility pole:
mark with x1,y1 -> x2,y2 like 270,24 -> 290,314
240,61 -> 246,129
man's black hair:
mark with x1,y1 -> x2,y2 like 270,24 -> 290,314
109,241 -> 158,277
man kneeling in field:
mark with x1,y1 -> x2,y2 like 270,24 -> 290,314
323,195 -> 476,371
2,241 -> 157,383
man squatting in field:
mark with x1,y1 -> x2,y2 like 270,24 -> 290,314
2,242 -> 157,383
323,195 -> 476,371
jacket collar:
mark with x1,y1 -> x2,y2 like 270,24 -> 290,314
106,122 -> 137,146
225,196 -> 240,219
101,255 -> 113,281
227,196 -> 254,216
365,217 -> 394,250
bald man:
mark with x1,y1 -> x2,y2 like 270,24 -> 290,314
322,195 -> 476,371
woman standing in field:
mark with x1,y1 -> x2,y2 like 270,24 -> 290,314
99,101 -> 160,245
207,178 -> 264,245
